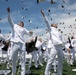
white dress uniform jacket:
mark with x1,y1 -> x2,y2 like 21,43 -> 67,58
8,13 -> 31,43
43,16 -> 64,75
71,38 -> 76,60
8,13 -> 31,75
44,16 -> 63,46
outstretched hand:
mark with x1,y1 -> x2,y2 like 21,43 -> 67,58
29,31 -> 33,35
40,10 -> 45,17
7,7 -> 10,13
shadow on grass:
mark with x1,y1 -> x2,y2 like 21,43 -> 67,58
30,65 -> 41,70
63,74 -> 67,75
29,73 -> 40,75
63,69 -> 68,72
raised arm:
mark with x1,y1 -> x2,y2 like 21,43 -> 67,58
0,34 -> 6,41
24,28 -> 33,36
34,35 -> 38,44
40,10 -> 51,32
7,7 -> 14,28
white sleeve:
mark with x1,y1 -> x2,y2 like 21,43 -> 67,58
60,34 -> 66,44
6,33 -> 12,41
0,34 -> 5,41
44,16 -> 51,32
8,13 -> 14,28
24,28 -> 31,36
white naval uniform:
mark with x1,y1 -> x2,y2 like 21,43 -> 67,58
0,33 -> 5,57
35,40 -> 43,66
65,42 -> 73,65
46,33 -> 52,56
47,33 -> 57,72
8,13 -> 31,75
71,38 -> 76,61
31,49 -> 38,68
41,42 -> 48,62
43,16 -> 64,75
6,33 -> 12,60
0,33 -> 5,47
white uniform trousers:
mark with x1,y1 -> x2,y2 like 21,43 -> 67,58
47,48 -> 51,58
66,52 -> 73,65
43,49 -> 49,62
37,49 -> 43,66
48,48 -> 58,71
31,50 -> 38,68
45,45 -> 63,75
11,42 -> 25,75
72,47 -> 76,61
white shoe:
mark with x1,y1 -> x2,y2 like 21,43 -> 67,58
54,69 -> 56,72
35,65 -> 38,68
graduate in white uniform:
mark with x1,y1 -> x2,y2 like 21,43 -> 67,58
29,36 -> 38,68
7,7 -> 33,75
41,40 -> 48,62
6,33 -> 12,63
64,41 -> 73,65
46,31 -> 58,72
41,10 -> 64,75
46,32 -> 54,58
35,37 -> 44,67
0,29 -> 5,48
71,35 -> 76,62
0,29 -> 6,59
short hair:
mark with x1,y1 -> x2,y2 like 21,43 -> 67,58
51,24 -> 54,26
20,21 -> 24,26
51,24 -> 57,28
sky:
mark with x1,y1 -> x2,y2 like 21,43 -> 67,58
0,0 -> 76,40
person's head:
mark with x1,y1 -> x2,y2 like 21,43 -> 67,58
71,35 -> 75,39
51,24 -> 58,28
30,38 -> 34,42
18,21 -> 24,27
38,38 -> 42,42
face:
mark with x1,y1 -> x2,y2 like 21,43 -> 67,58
18,22 -> 24,27
51,24 -> 58,28
53,24 -> 57,28
39,38 -> 42,42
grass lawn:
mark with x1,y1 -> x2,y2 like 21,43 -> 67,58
29,61 -> 76,75
0,60 -> 76,75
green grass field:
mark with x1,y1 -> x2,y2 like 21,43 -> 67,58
0,60 -> 76,75
29,61 -> 76,75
